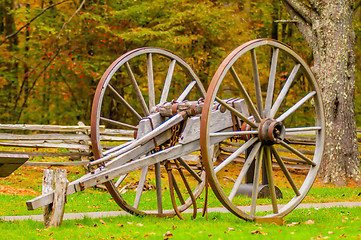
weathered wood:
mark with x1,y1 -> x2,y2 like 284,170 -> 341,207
0,140 -> 89,151
43,169 -> 54,228
24,161 -> 90,167
0,153 -> 29,177
0,133 -> 90,141
49,169 -> 68,227
0,124 -> 98,132
0,150 -> 90,158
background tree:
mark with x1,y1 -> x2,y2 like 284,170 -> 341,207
281,0 -> 360,185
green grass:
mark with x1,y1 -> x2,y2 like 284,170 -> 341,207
0,185 -> 360,216
0,207 -> 360,239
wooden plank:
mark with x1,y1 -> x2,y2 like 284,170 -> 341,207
43,169 -> 54,228
0,153 -> 29,177
0,150 -> 90,158
49,169 -> 68,227
100,129 -> 134,135
0,133 -> 90,141
0,124 -> 97,132
23,161 -> 90,167
99,136 -> 134,141
0,141 -> 89,151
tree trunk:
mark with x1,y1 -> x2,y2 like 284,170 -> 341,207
282,0 -> 360,185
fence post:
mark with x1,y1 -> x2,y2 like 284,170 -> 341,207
42,169 -> 54,227
42,168 -> 68,228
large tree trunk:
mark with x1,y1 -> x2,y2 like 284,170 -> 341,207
282,0 -> 360,185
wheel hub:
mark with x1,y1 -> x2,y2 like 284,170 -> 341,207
258,118 -> 285,144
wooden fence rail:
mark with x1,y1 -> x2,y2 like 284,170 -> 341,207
0,123 -> 134,167
1,125 -> 361,169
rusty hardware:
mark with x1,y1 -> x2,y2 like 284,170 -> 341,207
158,99 -> 204,117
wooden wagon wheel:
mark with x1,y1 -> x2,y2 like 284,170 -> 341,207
200,39 -> 325,222
91,47 -> 206,217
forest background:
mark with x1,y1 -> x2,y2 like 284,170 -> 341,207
0,0 -> 360,127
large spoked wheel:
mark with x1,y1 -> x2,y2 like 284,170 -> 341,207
91,47 -> 206,217
200,39 -> 325,221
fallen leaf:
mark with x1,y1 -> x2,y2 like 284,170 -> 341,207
339,234 -> 347,238
336,226 -> 345,229
208,235 -> 213,237
127,222 -> 133,225
136,223 -> 143,227
100,219 -> 106,225
305,219 -> 315,225
48,233 -> 54,236
341,219 -> 346,222
36,229 -> 42,232
163,231 -> 173,239
228,227 -> 235,231
75,223 -> 85,228
93,224 -> 98,227
117,223 -> 124,227
328,231 -> 334,234
286,222 -> 300,227
316,234 -> 330,239
251,230 -> 267,235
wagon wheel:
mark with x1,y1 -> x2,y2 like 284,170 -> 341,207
200,39 -> 325,221
91,47 -> 206,217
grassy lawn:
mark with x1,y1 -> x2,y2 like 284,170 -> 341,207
0,154 -> 360,239
0,207 -> 360,239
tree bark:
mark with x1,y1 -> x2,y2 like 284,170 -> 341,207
282,0 -> 360,185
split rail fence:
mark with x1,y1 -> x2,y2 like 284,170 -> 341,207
1,123 -> 361,169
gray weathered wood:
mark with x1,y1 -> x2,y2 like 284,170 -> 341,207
0,124 -> 100,132
24,161 -> 90,167
0,153 -> 29,177
49,169 -> 68,227
43,169 -> 54,228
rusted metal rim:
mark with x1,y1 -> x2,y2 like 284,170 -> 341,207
200,39 -> 325,221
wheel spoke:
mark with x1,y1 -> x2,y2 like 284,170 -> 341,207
215,96 -> 258,128
285,126 -> 322,133
147,53 -> 156,109
270,64 -> 300,118
176,80 -> 197,102
160,59 -> 176,104
114,174 -> 127,188
279,140 -> 316,166
230,67 -> 262,122
250,145 -> 264,217
108,84 -> 142,120
171,173 -> 185,204
250,49 -> 264,118
270,145 -> 300,196
154,162 -> 163,214
100,117 -> 138,130
210,130 -> 258,138
134,167 -> 149,209
228,141 -> 261,200
178,157 -> 202,183
276,91 -> 316,122
215,137 -> 258,174
125,62 -> 150,116
264,48 -> 279,117
264,146 -> 278,213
